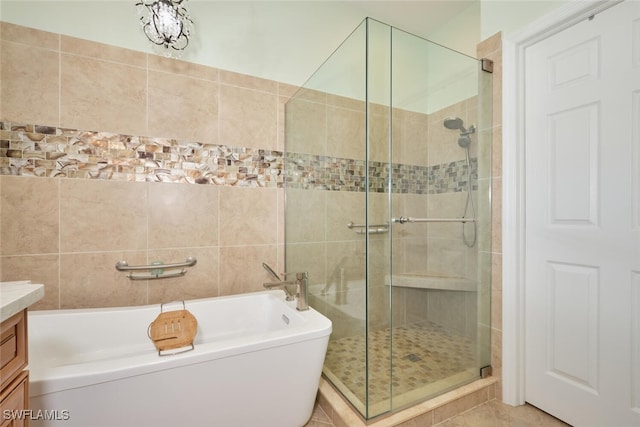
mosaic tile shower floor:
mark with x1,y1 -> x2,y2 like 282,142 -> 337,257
323,321 -> 476,409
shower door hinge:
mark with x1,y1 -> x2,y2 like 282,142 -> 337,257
480,365 -> 493,379
481,58 -> 494,73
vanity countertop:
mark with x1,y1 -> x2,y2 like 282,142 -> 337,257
0,281 -> 45,323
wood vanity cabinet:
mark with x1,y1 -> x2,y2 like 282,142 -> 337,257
0,310 -> 29,427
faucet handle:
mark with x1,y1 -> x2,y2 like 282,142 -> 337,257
262,262 -> 281,281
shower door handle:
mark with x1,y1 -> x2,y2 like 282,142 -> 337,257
392,216 -> 476,224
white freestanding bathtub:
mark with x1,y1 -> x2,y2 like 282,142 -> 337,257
28,290 -> 332,427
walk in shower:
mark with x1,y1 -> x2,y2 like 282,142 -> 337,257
284,18 -> 492,420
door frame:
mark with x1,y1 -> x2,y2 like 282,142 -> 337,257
501,0 -> 623,406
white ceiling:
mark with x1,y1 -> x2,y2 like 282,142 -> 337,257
347,0 -> 476,39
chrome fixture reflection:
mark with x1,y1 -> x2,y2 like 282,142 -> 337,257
136,0 -> 193,58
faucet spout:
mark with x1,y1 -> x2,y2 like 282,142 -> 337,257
262,268 -> 310,311
263,280 -> 297,301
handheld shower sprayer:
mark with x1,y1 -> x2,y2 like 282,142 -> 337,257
457,135 -> 472,149
443,117 -> 477,247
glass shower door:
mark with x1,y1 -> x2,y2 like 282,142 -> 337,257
388,26 -> 492,410
284,19 -> 371,416
365,18 -> 393,418
284,17 -> 492,421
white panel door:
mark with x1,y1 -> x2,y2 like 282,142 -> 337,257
525,1 -> 640,426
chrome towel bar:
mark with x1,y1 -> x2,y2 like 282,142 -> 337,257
347,222 -> 389,234
393,217 -> 476,224
115,257 -> 197,280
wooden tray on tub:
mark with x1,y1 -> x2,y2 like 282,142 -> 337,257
147,301 -> 197,356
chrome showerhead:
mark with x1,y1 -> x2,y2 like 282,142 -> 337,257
443,116 -> 475,148
443,117 -> 466,132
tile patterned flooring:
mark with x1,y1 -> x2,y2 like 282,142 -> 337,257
310,320 -> 570,427
304,399 -> 571,427
323,321 -> 475,408
304,404 -> 338,427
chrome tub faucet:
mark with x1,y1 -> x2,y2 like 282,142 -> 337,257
262,263 -> 309,311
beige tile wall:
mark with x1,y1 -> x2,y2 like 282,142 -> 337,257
0,22 -> 289,309
0,22 -> 293,149
0,175 -> 283,310
0,27 -> 503,394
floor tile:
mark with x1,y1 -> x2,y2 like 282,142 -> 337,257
306,398 -> 571,427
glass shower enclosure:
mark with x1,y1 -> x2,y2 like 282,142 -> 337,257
284,18 -> 492,420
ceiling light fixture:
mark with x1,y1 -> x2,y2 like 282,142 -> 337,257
136,0 -> 194,58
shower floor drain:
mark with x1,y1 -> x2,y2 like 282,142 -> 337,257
403,353 -> 422,362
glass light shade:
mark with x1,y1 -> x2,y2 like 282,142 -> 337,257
136,0 -> 193,58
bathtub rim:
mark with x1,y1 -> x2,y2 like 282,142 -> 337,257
28,290 -> 332,397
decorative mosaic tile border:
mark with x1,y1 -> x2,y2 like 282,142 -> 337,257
0,121 -> 476,194
286,153 -> 477,194
0,121 -> 283,187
